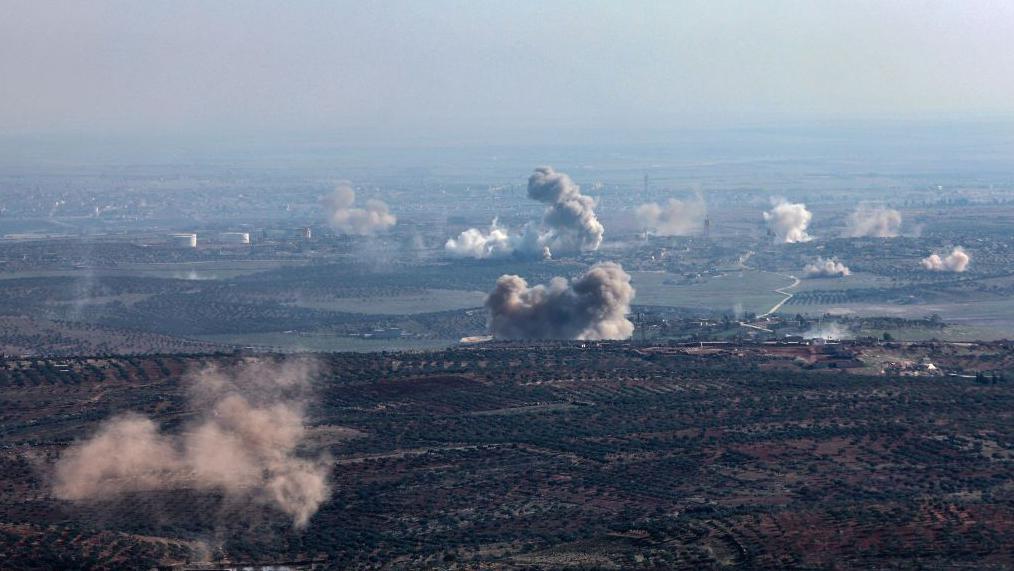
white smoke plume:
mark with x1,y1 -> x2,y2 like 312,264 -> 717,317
528,166 -> 604,253
445,167 -> 603,259
846,204 -> 902,238
52,359 -> 332,529
803,321 -> 852,341
635,195 -> 707,236
485,262 -> 635,340
802,257 -> 851,278
763,199 -> 813,243
322,183 -> 396,235
921,247 -> 970,272
444,219 -> 549,260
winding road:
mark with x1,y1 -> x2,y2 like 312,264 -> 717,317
734,249 -> 801,318
759,274 -> 800,317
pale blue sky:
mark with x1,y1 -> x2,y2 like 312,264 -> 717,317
2,1 -> 1013,141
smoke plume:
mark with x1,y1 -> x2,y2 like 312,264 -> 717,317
846,204 -> 902,237
636,195 -> 707,236
804,321 -> 852,341
763,199 -> 813,243
322,183 -> 396,235
527,166 -> 604,253
485,262 -> 635,340
803,257 -> 851,278
53,359 -> 332,529
445,219 -> 549,260
445,167 -> 603,259
921,247 -> 970,272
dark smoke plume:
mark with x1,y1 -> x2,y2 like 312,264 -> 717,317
446,167 -> 603,259
485,262 -> 634,340
528,166 -> 604,253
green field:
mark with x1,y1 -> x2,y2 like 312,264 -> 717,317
288,288 -> 487,315
630,270 -> 793,315
792,271 -> 898,292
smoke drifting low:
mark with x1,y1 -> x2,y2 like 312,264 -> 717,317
485,262 -> 635,340
444,219 -> 549,260
322,183 -> 396,235
636,195 -> 707,236
921,247 -> 970,272
445,167 -> 603,259
53,359 -> 332,529
803,257 -> 851,278
763,199 -> 813,244
846,204 -> 902,238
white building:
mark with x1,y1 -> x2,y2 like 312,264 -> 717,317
170,233 -> 198,248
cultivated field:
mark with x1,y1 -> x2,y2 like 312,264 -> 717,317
1,343 -> 1009,569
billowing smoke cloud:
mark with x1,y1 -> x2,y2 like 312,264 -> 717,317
846,204 -> 902,238
444,219 -> 549,260
921,247 -> 970,272
445,167 -> 603,259
485,262 -> 635,340
528,166 -> 604,253
803,257 -> 851,278
53,359 -> 332,529
763,199 -> 813,243
636,195 -> 707,236
322,183 -> 396,235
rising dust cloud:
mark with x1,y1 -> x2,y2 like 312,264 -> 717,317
803,257 -> 851,278
635,195 -> 707,236
846,204 -> 902,238
52,359 -> 332,529
322,183 -> 397,235
921,247 -> 970,272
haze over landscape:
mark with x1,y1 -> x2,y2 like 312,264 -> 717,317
0,2 -> 1012,569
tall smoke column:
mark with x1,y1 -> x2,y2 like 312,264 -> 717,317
322,183 -> 397,235
763,199 -> 813,243
52,359 -> 332,529
846,204 -> 902,237
636,194 -> 707,236
921,247 -> 970,272
527,166 -> 604,253
485,262 -> 635,340
444,219 -> 549,260
445,166 -> 603,258
803,257 -> 851,278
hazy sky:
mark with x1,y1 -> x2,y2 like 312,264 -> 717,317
2,1 -> 1013,141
